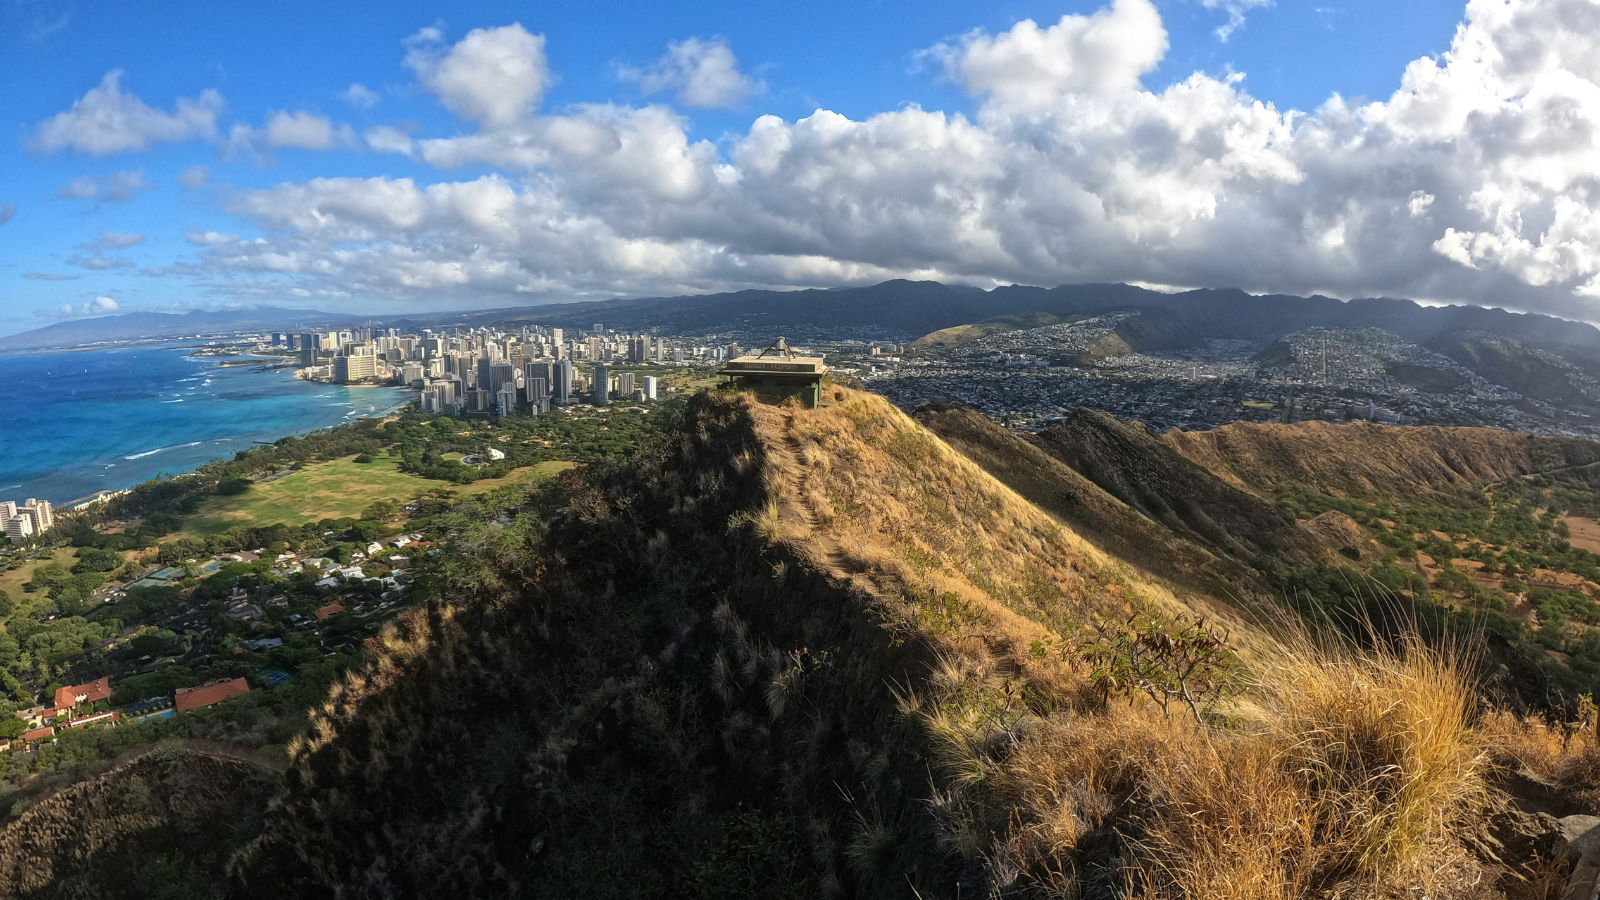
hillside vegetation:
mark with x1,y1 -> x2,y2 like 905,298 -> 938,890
212,389 -> 1571,896
6,387 -> 1599,897
1162,418 -> 1600,497
0,747 -> 276,899
1031,409 -> 1322,569
913,313 -> 1078,349
913,403 -> 1272,601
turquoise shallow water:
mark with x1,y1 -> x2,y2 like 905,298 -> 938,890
0,344 -> 414,505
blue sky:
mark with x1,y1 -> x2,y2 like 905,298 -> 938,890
4,0 -> 1593,336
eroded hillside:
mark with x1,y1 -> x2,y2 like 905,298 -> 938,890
1030,409 -> 1322,568
1162,418 -> 1600,498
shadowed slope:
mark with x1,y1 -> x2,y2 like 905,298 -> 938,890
1030,409 -> 1321,568
913,401 -> 1272,598
216,387 -> 1532,898
0,747 -> 277,899
1161,419 -> 1600,498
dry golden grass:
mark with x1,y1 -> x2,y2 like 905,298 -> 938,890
945,634 -> 1486,900
1259,633 -> 1485,877
1558,745 -> 1600,813
1478,709 -> 1576,780
748,390 -> 1267,667
734,388 -> 1505,897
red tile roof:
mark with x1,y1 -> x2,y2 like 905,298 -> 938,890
174,677 -> 251,713
314,601 -> 345,621
21,726 -> 53,742
54,676 -> 111,710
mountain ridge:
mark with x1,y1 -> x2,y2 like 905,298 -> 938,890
5,279 -> 1597,352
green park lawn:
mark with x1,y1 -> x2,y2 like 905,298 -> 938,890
453,460 -> 577,496
178,457 -> 436,535
0,546 -> 78,602
176,457 -> 579,536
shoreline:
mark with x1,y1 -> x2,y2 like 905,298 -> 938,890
24,397 -> 417,507
5,346 -> 417,506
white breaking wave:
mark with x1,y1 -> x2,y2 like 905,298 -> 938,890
123,441 -> 203,461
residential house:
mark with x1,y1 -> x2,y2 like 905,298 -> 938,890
54,676 -> 111,711
174,677 -> 251,713
61,709 -> 118,730
225,600 -> 264,623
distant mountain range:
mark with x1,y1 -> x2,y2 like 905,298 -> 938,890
0,308 -> 373,352
3,281 -> 1597,352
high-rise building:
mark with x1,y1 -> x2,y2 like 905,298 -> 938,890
525,376 -> 548,404
553,359 -> 575,403
524,360 -> 552,396
478,355 -> 494,391
591,364 -> 610,406
21,499 -> 52,533
333,354 -> 379,384
496,383 -> 518,417
616,372 -> 636,399
424,381 -> 458,414
298,332 -> 321,367
5,514 -> 32,542
628,337 -> 648,363
490,362 -> 516,395
642,375 -> 658,400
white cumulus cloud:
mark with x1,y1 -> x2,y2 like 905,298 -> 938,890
921,0 -> 1168,111
58,296 -> 120,316
84,231 -> 145,249
68,253 -> 135,270
404,24 -> 549,129
177,165 -> 209,189
225,111 -> 360,160
27,70 -> 222,156
617,37 -> 764,109
182,0 -> 1600,324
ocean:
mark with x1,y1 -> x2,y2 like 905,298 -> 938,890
0,344 -> 415,506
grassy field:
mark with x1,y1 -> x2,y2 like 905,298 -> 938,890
178,457 -> 437,536
176,457 -> 579,536
453,460 -> 577,496
0,546 -> 77,602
